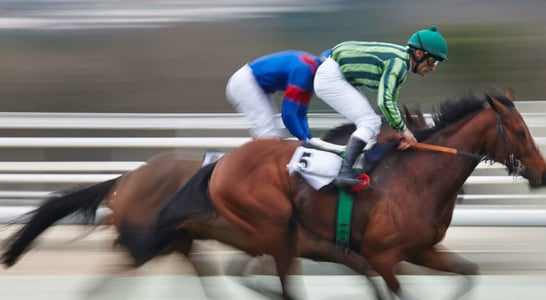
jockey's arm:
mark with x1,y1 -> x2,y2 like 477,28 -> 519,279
377,59 -> 408,133
281,97 -> 311,141
282,66 -> 315,141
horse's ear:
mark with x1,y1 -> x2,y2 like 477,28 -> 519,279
486,94 -> 510,114
504,88 -> 515,101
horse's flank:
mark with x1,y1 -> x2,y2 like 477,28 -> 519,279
208,139 -> 300,238
107,152 -> 203,229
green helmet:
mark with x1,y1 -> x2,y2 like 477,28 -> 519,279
407,25 -> 448,61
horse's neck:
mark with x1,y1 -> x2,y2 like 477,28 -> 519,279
400,110 -> 494,205
437,109 -> 494,161
414,110 -> 490,189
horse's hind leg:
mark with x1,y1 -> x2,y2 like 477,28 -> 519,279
407,245 -> 478,300
270,220 -> 299,300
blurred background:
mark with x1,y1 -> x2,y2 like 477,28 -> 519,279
1,3 -> 546,298
0,0 -> 545,114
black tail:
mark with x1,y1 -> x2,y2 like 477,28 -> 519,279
118,162 -> 217,266
1,178 -> 118,267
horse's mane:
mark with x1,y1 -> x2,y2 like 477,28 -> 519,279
321,92 -> 514,144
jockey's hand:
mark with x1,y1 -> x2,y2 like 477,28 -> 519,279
398,129 -> 417,150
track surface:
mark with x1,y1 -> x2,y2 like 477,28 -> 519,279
1,225 -> 545,299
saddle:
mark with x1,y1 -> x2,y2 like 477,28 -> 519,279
286,138 -> 394,190
202,139 -> 393,190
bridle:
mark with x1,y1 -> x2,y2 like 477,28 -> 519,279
412,110 -> 527,176
488,112 -> 526,176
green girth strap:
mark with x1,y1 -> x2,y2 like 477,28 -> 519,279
335,188 -> 354,252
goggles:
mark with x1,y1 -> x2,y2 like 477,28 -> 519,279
424,54 -> 440,67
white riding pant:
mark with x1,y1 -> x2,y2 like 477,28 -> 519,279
314,58 -> 381,144
225,64 -> 286,139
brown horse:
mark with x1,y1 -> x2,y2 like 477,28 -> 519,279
2,99 -> 492,299
117,90 -> 546,300
1,108 -> 429,295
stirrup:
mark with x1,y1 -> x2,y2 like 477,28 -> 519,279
351,173 -> 371,192
333,176 -> 363,187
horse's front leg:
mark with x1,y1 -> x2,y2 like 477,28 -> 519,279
367,250 -> 408,300
406,244 -> 479,300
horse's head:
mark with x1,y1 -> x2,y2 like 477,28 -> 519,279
485,89 -> 546,187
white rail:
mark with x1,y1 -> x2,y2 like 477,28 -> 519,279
0,106 -> 545,225
0,161 -> 143,172
0,137 -> 542,149
0,112 -> 346,130
0,137 -> 252,148
3,205 -> 546,227
0,170 -> 526,185
0,160 -> 506,172
0,107 -> 540,130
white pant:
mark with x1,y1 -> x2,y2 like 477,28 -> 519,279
225,64 -> 286,139
314,58 -> 381,143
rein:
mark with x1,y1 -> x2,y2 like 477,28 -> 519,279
410,142 -> 484,161
411,111 -> 525,175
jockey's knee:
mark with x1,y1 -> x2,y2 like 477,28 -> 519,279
354,115 -> 382,142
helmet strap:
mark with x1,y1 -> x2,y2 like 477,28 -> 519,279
409,49 -> 424,73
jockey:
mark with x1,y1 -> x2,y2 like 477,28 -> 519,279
314,25 -> 448,187
226,50 -> 325,142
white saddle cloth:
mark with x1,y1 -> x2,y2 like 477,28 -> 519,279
286,145 -> 342,190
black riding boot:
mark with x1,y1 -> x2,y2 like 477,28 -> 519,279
334,136 -> 367,187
